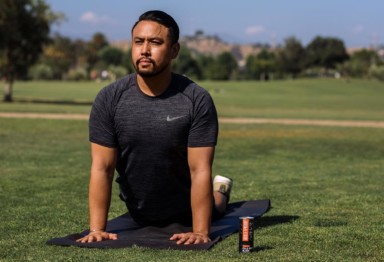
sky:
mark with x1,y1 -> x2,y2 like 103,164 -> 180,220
46,0 -> 383,48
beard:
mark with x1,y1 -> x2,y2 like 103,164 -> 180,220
133,58 -> 170,78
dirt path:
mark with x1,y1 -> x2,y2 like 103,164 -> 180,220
1,112 -> 384,128
219,117 -> 384,128
0,112 -> 89,120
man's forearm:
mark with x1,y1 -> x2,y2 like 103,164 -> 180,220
76,143 -> 117,243
190,171 -> 213,235
88,168 -> 114,231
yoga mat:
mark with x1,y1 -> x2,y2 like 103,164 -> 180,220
47,199 -> 270,250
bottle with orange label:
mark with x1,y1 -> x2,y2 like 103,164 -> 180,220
239,216 -> 254,253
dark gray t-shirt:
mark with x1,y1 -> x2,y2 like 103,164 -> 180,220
89,73 -> 218,223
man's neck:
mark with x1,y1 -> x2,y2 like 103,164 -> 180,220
137,72 -> 172,97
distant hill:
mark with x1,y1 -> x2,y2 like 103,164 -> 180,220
111,33 -> 270,65
111,33 -> 374,65
111,40 -> 131,52
180,34 -> 271,66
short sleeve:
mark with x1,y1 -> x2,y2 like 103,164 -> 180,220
89,86 -> 117,148
188,91 -> 218,147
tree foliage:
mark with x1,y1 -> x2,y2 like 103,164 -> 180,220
246,49 -> 277,80
276,37 -> 306,78
121,48 -> 134,74
0,0 -> 62,101
41,33 -> 74,79
98,46 -> 124,66
337,49 -> 383,78
196,55 -> 215,80
208,52 -> 238,80
305,36 -> 349,69
2,10 -> 381,88
369,65 -> 384,81
28,63 -> 53,80
86,32 -> 109,68
172,46 -> 202,79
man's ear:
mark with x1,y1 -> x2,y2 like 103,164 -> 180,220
171,43 -> 180,59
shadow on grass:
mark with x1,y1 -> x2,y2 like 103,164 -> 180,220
244,215 -> 299,253
251,245 -> 274,253
255,215 -> 300,229
13,97 -> 93,106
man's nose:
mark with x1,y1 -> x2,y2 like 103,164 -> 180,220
141,42 -> 150,55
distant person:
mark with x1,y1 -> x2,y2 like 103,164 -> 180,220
76,10 -> 232,245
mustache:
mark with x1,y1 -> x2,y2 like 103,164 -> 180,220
136,57 -> 155,65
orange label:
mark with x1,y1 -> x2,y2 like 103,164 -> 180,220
242,218 -> 249,242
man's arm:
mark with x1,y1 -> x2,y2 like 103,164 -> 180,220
76,143 -> 118,243
170,146 -> 215,245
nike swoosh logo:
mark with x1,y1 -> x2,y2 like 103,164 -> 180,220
167,115 -> 185,122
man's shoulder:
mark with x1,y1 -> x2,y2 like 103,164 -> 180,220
93,73 -> 136,108
171,73 -> 210,99
101,73 -> 135,95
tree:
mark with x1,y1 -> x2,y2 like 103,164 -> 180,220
369,65 -> 384,81
72,39 -> 89,69
86,32 -> 109,69
276,37 -> 306,78
194,30 -> 204,37
172,46 -> 202,80
121,48 -> 134,74
196,55 -> 215,80
0,0 -> 62,101
209,52 -> 238,80
338,49 -> 381,78
245,49 -> 277,80
306,36 -> 349,69
41,33 -> 75,79
98,46 -> 124,66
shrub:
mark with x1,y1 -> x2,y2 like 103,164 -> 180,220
107,65 -> 128,81
28,64 -> 53,80
369,65 -> 384,81
66,67 -> 88,81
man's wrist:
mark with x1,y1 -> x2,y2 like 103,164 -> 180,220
89,228 -> 105,233
193,231 -> 209,236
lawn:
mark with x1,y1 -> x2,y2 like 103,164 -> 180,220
1,78 -> 384,121
0,79 -> 383,261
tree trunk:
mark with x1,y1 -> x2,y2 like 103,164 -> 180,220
3,80 -> 13,102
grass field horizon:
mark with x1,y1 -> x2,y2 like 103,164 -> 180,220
1,79 -> 383,261
1,78 -> 384,121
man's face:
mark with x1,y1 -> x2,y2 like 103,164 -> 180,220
131,20 -> 179,77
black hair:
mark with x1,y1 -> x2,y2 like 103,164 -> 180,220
131,10 -> 179,44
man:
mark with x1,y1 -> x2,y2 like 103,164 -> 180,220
77,10 -> 232,245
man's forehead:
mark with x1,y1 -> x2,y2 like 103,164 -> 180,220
132,20 -> 169,38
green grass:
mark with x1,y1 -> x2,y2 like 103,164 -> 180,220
206,78 -> 384,120
0,79 -> 383,261
0,81 -> 103,114
1,78 -> 384,120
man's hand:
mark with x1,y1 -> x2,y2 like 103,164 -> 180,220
170,232 -> 211,245
76,231 -> 118,243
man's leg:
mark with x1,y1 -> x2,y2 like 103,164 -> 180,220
213,175 -> 233,215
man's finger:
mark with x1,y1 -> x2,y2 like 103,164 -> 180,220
89,235 -> 96,242
76,232 -> 118,243
170,232 -> 211,245
109,233 -> 118,240
177,236 -> 188,245
96,235 -> 103,242
194,238 -> 201,244
170,233 -> 182,240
